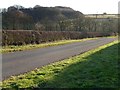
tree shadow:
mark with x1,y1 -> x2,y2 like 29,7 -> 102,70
37,43 -> 119,88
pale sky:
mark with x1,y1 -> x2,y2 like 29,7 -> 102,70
0,0 -> 119,14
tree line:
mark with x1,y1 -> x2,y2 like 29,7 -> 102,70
1,5 -> 118,34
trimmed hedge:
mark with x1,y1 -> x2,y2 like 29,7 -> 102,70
2,30 -> 114,46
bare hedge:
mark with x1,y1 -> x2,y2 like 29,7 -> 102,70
2,30 -> 114,46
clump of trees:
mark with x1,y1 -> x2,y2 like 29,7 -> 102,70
2,6 -> 34,30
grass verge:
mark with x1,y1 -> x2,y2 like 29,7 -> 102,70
1,38 -> 97,53
1,40 -> 119,88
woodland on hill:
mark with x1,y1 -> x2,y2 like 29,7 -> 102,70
2,5 -> 118,33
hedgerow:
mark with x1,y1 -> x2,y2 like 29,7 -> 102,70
2,30 -> 113,46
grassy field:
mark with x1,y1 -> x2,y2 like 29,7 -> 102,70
1,38 -> 97,53
1,40 -> 119,88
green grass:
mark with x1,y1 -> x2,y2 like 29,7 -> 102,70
1,38 -> 97,53
106,36 -> 118,38
1,40 -> 119,88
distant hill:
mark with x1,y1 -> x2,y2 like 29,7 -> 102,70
2,5 -> 84,30
20,6 -> 84,21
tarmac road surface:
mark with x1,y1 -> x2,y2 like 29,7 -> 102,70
2,37 -> 117,80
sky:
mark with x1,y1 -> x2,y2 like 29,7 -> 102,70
0,0 -> 119,14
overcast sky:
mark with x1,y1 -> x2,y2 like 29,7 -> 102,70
0,0 -> 119,14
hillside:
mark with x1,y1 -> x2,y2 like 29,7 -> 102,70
2,5 -> 118,34
21,6 -> 83,21
2,5 -> 84,30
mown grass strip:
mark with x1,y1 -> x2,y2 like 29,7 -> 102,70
1,38 -> 97,53
1,40 -> 119,88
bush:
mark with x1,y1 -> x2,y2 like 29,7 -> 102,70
2,30 -> 113,46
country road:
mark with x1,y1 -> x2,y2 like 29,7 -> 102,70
2,37 -> 117,79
